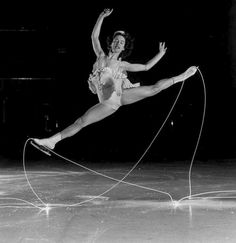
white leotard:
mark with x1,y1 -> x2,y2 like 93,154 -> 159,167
88,55 -> 139,110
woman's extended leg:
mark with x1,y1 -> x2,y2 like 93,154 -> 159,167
33,103 -> 117,149
121,66 -> 197,105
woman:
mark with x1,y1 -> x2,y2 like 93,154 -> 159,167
32,8 -> 197,153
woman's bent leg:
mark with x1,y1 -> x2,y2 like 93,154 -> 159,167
121,66 -> 197,105
34,103 -> 117,149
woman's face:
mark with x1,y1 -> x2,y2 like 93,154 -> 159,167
111,35 -> 126,54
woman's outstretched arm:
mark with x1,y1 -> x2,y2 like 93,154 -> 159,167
122,42 -> 167,72
91,8 -> 113,57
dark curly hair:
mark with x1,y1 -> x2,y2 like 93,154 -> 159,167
106,30 -> 134,59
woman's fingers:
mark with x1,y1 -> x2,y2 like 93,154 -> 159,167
159,42 -> 167,52
103,8 -> 113,16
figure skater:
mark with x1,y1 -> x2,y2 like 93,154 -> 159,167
32,8 -> 197,153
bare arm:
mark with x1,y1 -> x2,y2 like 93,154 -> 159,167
91,8 -> 113,57
123,42 -> 167,72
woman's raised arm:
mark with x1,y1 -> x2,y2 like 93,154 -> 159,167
123,42 -> 167,72
91,8 -> 113,57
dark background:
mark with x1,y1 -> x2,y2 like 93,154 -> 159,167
0,1 -> 235,164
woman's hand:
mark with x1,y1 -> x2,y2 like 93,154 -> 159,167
100,8 -> 113,18
159,42 -> 167,55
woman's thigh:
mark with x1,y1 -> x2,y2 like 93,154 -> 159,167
121,86 -> 154,105
81,102 -> 117,126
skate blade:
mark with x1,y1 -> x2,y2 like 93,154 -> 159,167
30,140 -> 51,156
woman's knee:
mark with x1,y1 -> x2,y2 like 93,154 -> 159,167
147,85 -> 161,96
153,79 -> 173,93
137,86 -> 157,97
74,117 -> 86,128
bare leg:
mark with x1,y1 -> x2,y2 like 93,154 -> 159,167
34,103 -> 116,149
121,66 -> 197,105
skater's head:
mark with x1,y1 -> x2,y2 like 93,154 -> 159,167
107,30 -> 134,59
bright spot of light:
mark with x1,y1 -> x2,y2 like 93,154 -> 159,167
172,200 -> 180,208
39,204 -> 52,216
